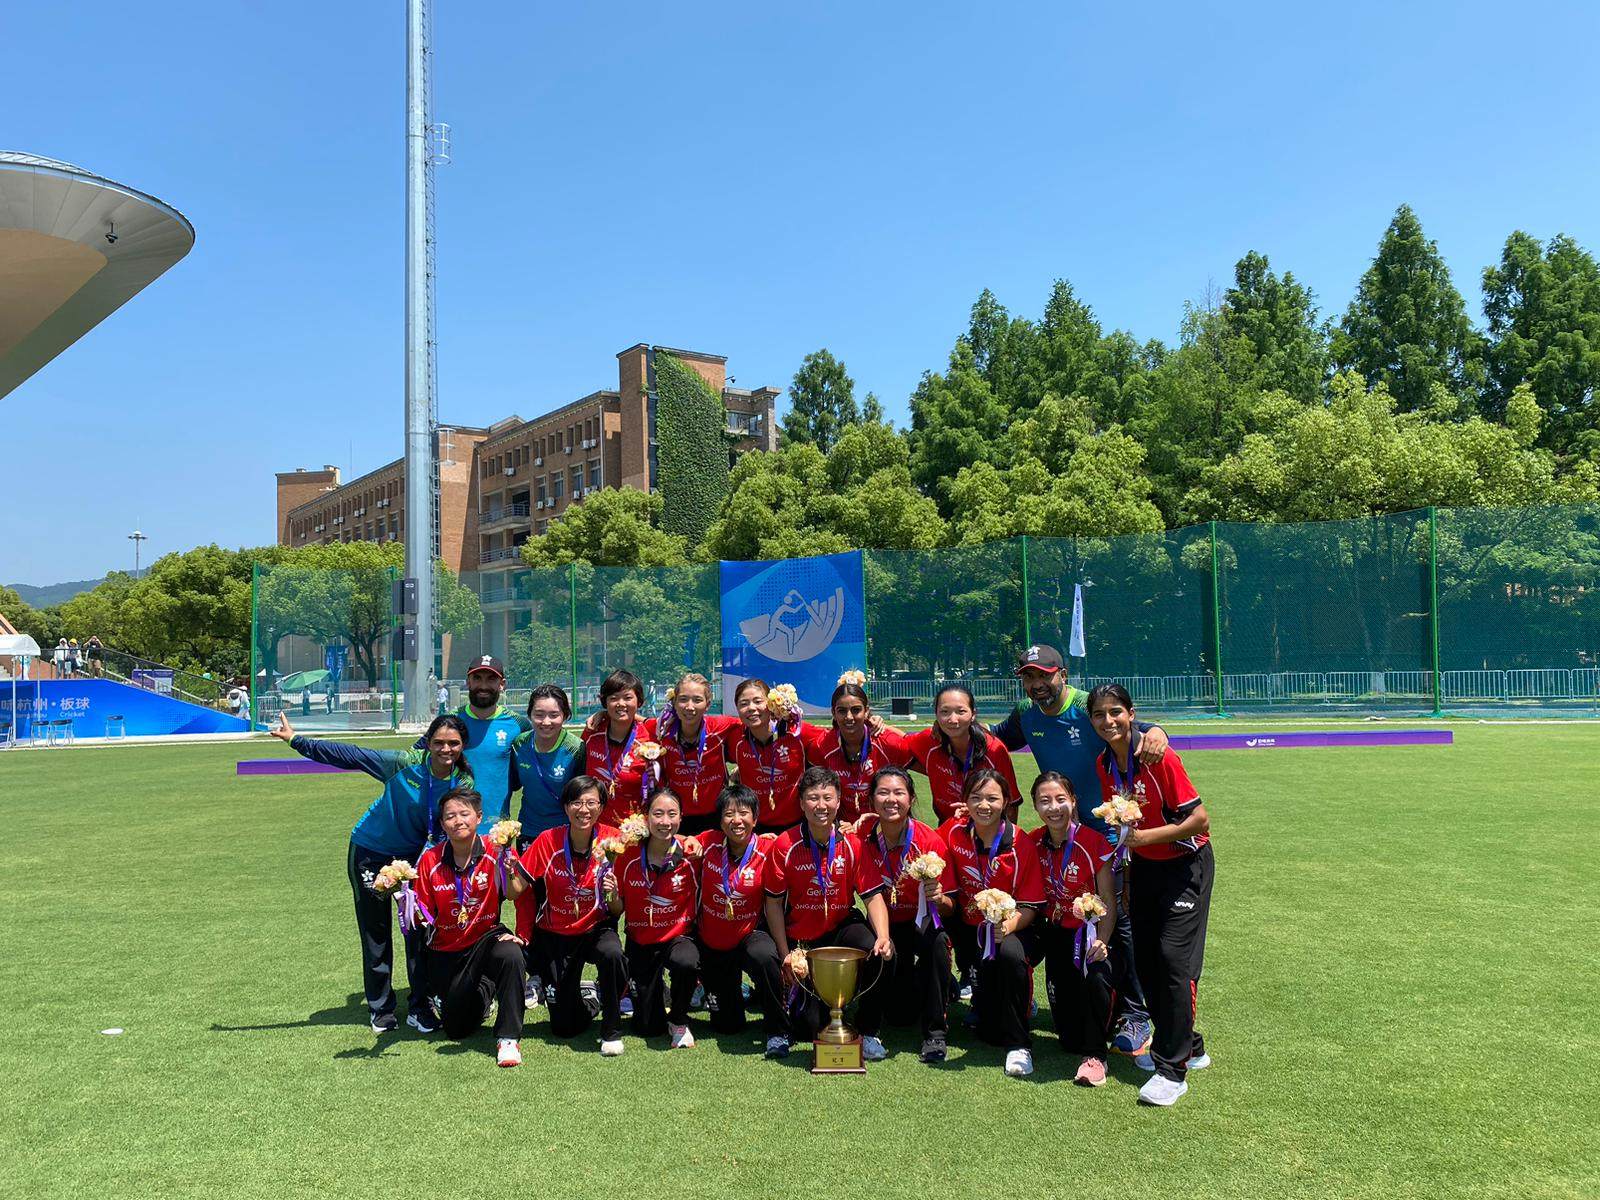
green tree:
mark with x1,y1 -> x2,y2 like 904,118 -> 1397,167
519,487 -> 689,568
1220,251 -> 1329,403
0,585 -> 64,651
655,351 -> 731,548
780,349 -> 861,453
1333,204 -> 1485,413
1482,231 -> 1600,454
906,344 -> 1011,507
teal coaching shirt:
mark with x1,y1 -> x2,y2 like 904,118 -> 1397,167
417,705 -> 532,831
510,727 -> 584,837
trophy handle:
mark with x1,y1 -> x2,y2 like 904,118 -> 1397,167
790,954 -> 885,1008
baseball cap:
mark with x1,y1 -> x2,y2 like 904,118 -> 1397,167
1015,644 -> 1064,674
466,655 -> 506,681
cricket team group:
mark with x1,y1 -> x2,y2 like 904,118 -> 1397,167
272,642 -> 1215,1107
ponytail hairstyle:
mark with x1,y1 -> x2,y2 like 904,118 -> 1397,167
933,682 -> 988,766
1086,682 -> 1135,718
1029,769 -> 1077,804
423,714 -> 473,777
829,681 -> 872,721
733,677 -> 793,734
658,671 -> 713,743
959,766 -> 1010,807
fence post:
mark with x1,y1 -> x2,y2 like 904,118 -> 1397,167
389,566 -> 401,733
1210,521 -> 1227,716
1020,535 -> 1033,650
1429,506 -> 1442,717
568,562 -> 580,705
249,563 -> 259,732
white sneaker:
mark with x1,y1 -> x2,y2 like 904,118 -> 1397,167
1004,1049 -> 1033,1077
1187,1052 -> 1211,1071
862,1035 -> 888,1061
1138,1073 -> 1189,1106
668,1022 -> 696,1049
496,1039 -> 522,1068
599,1038 -> 625,1057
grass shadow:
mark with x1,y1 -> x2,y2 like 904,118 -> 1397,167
210,993 -> 375,1032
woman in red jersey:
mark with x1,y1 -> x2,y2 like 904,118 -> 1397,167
941,767 -> 1046,1078
1089,683 -> 1213,1108
581,669 -> 660,826
729,678 -> 811,833
604,786 -> 702,1049
407,787 -> 527,1068
763,766 -> 893,1048
653,672 -> 743,836
852,766 -> 955,1064
694,783 -> 786,1055
512,774 -> 627,1056
1024,772 -> 1117,1088
798,677 -> 910,825
902,683 -> 1020,824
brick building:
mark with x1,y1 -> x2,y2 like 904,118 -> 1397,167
276,341 -> 779,577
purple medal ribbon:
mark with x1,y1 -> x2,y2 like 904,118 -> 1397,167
563,828 -> 602,916
808,823 -> 839,925
604,724 -> 637,789
720,835 -> 755,919
396,882 -> 434,935
977,820 -> 1009,960
1103,752 -> 1137,868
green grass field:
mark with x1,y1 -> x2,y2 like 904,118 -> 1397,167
2,724 -> 1597,1199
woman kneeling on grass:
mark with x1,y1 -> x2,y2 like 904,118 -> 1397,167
606,787 -> 702,1050
1089,683 -> 1213,1108
940,767 -> 1045,1078
694,784 -> 785,1053
271,711 -> 472,1035
852,766 -> 955,1064
513,775 -> 626,1056
763,766 -> 894,1056
1024,772 -> 1117,1087
402,788 -> 527,1067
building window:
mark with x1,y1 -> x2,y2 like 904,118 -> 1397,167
588,459 -> 601,489
571,467 -> 582,495
553,477 -> 564,501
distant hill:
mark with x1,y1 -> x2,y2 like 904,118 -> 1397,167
7,577 -> 105,607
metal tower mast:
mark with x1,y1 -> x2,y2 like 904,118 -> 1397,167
404,0 -> 448,721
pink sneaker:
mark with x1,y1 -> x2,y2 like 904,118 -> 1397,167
1074,1056 -> 1107,1087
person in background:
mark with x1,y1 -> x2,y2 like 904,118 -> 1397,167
68,639 -> 81,675
270,711 -> 474,1033
1089,683 -> 1214,1108
53,639 -> 68,677
301,686 -> 312,717
417,654 -> 531,834
436,680 -> 450,716
409,787 -> 527,1068
992,643 -> 1169,1062
85,635 -> 103,677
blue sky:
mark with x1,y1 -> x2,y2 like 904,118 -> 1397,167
6,0 -> 1598,584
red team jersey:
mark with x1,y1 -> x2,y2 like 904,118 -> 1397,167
855,816 -> 949,924
1026,824 -> 1112,929
583,718 -> 661,827
413,837 -> 506,953
799,723 -> 912,824
729,722 -> 811,829
613,841 -> 699,944
1094,741 -> 1208,862
657,714 -> 743,817
762,825 -> 886,942
901,727 -> 1021,824
694,830 -> 777,951
517,823 -> 621,937
939,818 -> 1047,926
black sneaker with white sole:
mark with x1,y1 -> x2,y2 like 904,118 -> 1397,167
370,1012 -> 398,1034
406,1006 -> 438,1034
920,1032 -> 947,1063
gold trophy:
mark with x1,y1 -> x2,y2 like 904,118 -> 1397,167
807,946 -> 868,1074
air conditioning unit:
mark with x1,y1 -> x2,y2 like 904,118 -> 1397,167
534,456 -> 543,466
377,498 -> 389,508
503,467 -> 515,476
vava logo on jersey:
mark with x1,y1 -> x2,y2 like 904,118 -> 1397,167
738,587 -> 846,664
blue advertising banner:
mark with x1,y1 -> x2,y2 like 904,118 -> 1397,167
0,679 -> 249,739
719,550 -> 866,716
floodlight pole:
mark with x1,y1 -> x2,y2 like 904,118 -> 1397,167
402,0 -> 434,722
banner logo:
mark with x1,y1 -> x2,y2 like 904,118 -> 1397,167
738,587 -> 845,663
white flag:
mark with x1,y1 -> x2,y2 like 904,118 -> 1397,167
1069,584 -> 1086,658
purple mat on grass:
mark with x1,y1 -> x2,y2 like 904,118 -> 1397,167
1168,729 -> 1451,751
236,759 -> 349,775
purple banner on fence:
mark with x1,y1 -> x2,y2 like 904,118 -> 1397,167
1169,729 -> 1452,751
236,759 -> 350,776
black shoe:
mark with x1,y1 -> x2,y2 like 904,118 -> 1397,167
370,1011 -> 399,1034
406,1002 -> 439,1034
920,1032 -> 947,1063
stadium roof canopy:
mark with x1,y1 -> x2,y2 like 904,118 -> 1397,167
0,151 -> 194,400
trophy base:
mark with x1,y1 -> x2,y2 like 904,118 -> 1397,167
811,1036 -> 865,1074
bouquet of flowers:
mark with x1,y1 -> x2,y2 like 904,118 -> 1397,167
618,813 -> 650,844
767,683 -> 801,719
907,851 -> 946,928
598,836 -> 627,861
372,859 -> 417,894
1092,793 -> 1143,866
836,669 -> 867,688
632,740 -> 664,764
1071,892 -> 1108,972
488,819 -> 521,847
973,887 -> 1016,960
784,947 -> 809,981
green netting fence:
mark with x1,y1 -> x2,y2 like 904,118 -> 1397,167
260,504 -> 1600,725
